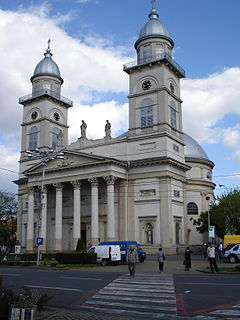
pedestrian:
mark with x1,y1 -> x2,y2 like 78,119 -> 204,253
183,247 -> 192,271
207,242 -> 219,272
126,245 -> 138,277
157,247 -> 166,273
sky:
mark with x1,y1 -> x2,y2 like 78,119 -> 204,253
0,0 -> 240,197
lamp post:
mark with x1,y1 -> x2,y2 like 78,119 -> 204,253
26,149 -> 64,265
206,196 -> 211,242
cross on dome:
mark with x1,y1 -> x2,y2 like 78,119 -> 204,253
151,0 -> 157,9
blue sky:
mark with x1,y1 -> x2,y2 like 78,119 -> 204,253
0,0 -> 240,195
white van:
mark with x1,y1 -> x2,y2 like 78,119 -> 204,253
88,245 -> 121,265
224,243 -> 240,263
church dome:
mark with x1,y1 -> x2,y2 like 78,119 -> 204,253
33,41 -> 61,78
183,133 -> 209,160
138,8 -> 169,40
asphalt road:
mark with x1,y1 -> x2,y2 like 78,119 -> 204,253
1,267 -> 240,318
174,273 -> 240,317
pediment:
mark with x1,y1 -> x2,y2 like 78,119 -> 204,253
25,150 -> 119,175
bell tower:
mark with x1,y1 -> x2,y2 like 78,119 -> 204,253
19,41 -> 73,163
124,2 -> 185,144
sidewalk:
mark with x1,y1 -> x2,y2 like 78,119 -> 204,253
37,256 -> 237,319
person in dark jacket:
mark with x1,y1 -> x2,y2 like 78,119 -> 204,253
184,247 -> 192,271
157,247 -> 166,272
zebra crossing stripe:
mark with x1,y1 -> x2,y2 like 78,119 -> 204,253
81,273 -> 177,318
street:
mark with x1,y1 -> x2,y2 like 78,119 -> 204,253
1,261 -> 240,319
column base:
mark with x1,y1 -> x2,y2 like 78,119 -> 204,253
91,238 -> 99,246
26,239 -> 34,252
107,237 -> 116,242
55,238 -> 62,251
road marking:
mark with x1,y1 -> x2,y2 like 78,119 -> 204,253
27,285 -> 82,292
0,273 -> 22,276
184,282 -> 240,286
80,273 -> 177,319
60,277 -> 103,281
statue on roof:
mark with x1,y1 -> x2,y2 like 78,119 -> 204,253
80,120 -> 87,139
105,120 -> 111,139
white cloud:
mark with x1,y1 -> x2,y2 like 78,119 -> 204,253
182,67 -> 240,143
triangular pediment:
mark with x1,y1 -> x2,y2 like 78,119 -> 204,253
25,150 -> 124,175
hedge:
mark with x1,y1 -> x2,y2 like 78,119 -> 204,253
55,252 -> 96,264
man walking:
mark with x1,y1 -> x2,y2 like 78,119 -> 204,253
207,242 -> 219,272
127,245 -> 138,277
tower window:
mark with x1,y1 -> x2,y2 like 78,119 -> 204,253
170,83 -> 175,94
140,99 -> 154,127
52,127 -> 60,149
187,202 -> 198,215
170,101 -> 177,129
143,46 -> 150,63
29,126 -> 38,150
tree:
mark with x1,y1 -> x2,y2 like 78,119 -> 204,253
192,189 -> 240,239
0,190 -> 18,247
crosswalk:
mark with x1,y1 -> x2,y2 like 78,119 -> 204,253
80,273 -> 178,319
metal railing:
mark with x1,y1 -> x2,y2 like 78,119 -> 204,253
123,52 -> 185,76
19,89 -> 73,106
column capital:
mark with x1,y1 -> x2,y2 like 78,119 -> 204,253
53,183 -> 63,191
27,186 -> 35,195
38,185 -> 48,193
88,177 -> 99,187
71,180 -> 81,190
104,175 -> 117,185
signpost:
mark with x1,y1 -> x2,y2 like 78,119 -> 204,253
36,237 -> 43,266
209,226 -> 215,239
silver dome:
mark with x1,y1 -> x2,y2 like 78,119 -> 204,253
139,8 -> 169,40
33,42 -> 61,78
184,133 -> 209,160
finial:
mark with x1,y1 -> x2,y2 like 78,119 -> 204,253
47,39 -> 51,52
151,0 -> 156,9
44,39 -> 52,57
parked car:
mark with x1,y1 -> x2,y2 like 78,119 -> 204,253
88,245 -> 121,265
99,241 -> 147,263
224,243 -> 240,263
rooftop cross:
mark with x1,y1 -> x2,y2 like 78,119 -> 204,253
47,39 -> 51,52
151,0 -> 157,9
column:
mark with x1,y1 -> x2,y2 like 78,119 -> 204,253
104,176 -> 117,241
54,183 -> 63,251
40,186 -> 48,251
16,193 -> 23,246
26,187 -> 34,252
88,178 -> 99,246
71,180 -> 81,250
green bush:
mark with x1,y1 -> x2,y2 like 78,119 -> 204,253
0,277 -> 18,320
76,238 -> 86,251
41,253 -> 56,261
55,252 -> 96,264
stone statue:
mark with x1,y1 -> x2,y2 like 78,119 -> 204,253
80,120 -> 87,138
105,120 -> 111,139
57,130 -> 64,147
146,223 -> 153,244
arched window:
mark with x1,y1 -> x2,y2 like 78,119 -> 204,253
187,202 -> 198,215
141,98 -> 154,127
29,126 -> 38,150
169,101 -> 177,129
52,127 -> 60,149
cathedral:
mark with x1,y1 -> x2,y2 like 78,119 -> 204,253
15,4 -> 215,254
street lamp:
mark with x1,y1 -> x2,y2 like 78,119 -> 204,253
26,149 -> 64,265
206,196 -> 211,242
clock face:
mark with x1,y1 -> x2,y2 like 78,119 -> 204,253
142,80 -> 152,91
54,112 -> 60,121
31,111 -> 38,120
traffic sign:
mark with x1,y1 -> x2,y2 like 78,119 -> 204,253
36,237 -> 43,246
209,226 -> 215,238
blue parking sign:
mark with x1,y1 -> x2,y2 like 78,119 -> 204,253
37,237 -> 43,246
